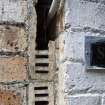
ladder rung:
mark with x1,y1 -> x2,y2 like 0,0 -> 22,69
35,67 -> 48,71
36,50 -> 48,55
35,59 -> 48,63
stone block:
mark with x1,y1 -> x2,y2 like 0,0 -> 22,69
64,30 -> 85,62
65,0 -> 105,30
65,62 -> 105,94
0,0 -> 27,23
0,90 -> 21,105
64,29 -> 105,64
65,94 -> 101,105
0,83 -> 27,105
0,25 -> 27,52
0,56 -> 27,82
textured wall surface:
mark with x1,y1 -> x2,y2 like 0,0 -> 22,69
63,0 -> 105,105
0,56 -> 27,82
0,25 -> 27,52
0,0 -> 37,105
0,0 -> 27,23
0,0 -> 57,105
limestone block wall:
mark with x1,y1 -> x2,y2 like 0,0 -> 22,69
0,0 -> 37,105
0,0 -> 58,105
63,0 -> 105,105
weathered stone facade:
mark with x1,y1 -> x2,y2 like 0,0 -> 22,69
2,0 -> 105,105
0,0 -> 58,105
62,0 -> 105,105
0,0 -> 36,105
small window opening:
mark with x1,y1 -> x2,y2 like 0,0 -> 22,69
85,36 -> 105,69
35,0 -> 53,50
91,42 -> 105,67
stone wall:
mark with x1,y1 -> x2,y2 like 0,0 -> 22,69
0,0 -> 37,105
63,0 -> 105,105
0,0 -> 59,105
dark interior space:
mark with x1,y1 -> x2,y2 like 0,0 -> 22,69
35,101 -> 49,105
91,42 -> 105,67
35,0 -> 53,50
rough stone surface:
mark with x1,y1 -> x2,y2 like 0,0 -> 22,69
66,94 -> 101,105
65,62 -> 105,94
64,28 -> 105,66
0,90 -> 21,105
0,0 -> 58,105
0,0 -> 27,23
0,83 -> 27,105
65,0 -> 105,30
27,0 -> 37,80
64,29 -> 85,62
0,0 -> 39,105
0,56 -> 27,82
63,0 -> 105,105
0,25 -> 27,52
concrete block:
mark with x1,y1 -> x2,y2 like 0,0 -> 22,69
0,0 -> 27,23
0,56 -> 27,82
65,0 -> 105,30
65,62 -> 105,94
0,25 -> 27,52
66,94 -> 101,105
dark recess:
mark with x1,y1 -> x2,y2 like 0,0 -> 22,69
34,87 -> 48,90
35,0 -> 53,50
35,101 -> 49,105
91,42 -> 105,67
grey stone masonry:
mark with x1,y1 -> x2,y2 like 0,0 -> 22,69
63,0 -> 105,105
0,0 -> 27,23
66,94 -> 101,105
65,0 -> 105,30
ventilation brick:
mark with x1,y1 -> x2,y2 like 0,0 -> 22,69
30,41 -> 55,80
29,82 -> 54,105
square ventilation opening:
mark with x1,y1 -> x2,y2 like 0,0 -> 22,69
85,36 -> 105,69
